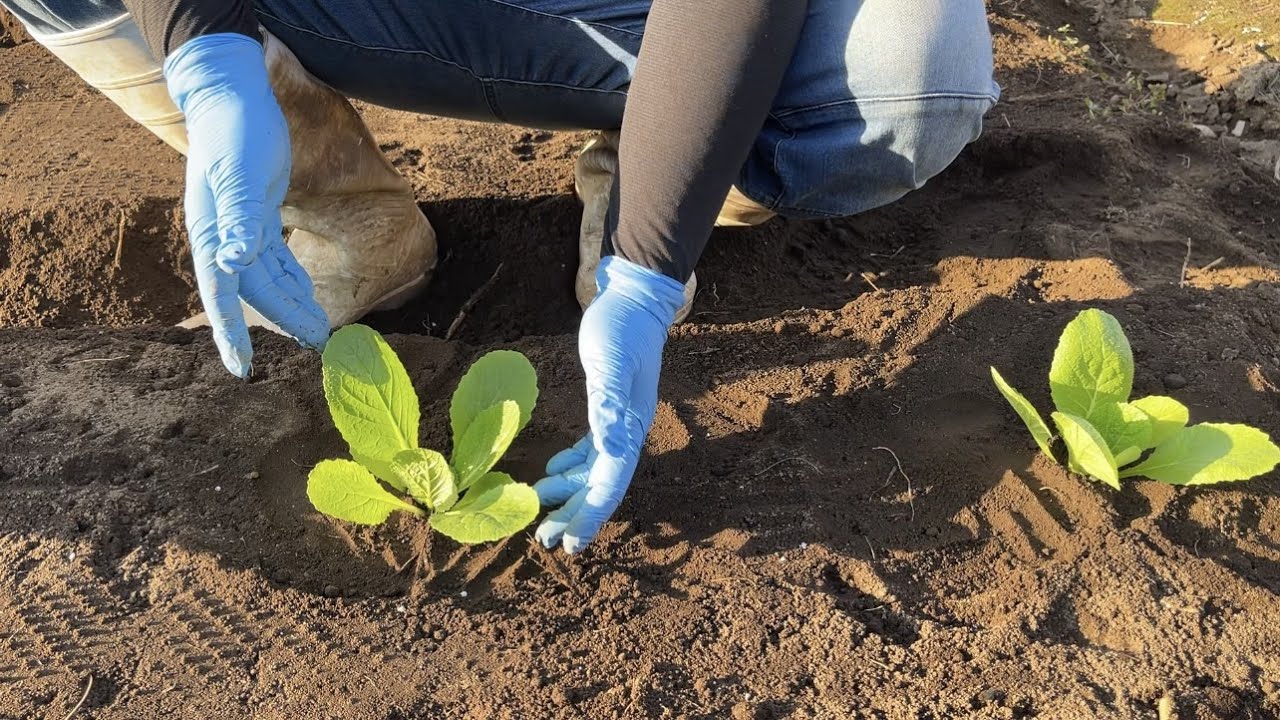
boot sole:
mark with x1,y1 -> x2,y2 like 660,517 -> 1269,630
178,272 -> 429,336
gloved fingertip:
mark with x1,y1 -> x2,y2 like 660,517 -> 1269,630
535,520 -> 563,550
222,349 -> 251,379
562,535 -> 590,555
216,239 -> 249,265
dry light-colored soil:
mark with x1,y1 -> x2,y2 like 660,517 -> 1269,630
2,1 -> 1280,718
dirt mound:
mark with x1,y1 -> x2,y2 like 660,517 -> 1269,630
2,1 -> 1280,718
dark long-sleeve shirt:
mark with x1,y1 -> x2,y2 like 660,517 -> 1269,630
119,0 -> 807,284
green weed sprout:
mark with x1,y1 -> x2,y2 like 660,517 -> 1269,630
306,324 -> 540,543
992,309 -> 1280,488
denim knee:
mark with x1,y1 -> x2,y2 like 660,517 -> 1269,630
738,93 -> 997,220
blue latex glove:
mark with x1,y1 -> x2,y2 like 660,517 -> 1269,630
535,256 -> 687,554
165,34 -> 329,377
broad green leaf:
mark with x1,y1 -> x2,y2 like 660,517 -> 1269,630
430,472 -> 540,544
990,367 -> 1057,462
1052,412 -> 1121,490
1130,395 -> 1190,448
450,350 -> 538,441
392,448 -> 457,511
352,451 -> 406,492
451,400 -> 521,490
322,325 -> 420,477
306,459 -> 422,525
1089,402 -> 1153,462
1120,423 -> 1280,485
1049,309 -> 1133,422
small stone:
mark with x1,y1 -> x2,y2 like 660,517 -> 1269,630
323,584 -> 341,598
432,629 -> 447,641
272,569 -> 292,584
1232,120 -> 1247,137
924,526 -> 941,538
1221,348 -> 1240,361
1191,124 -> 1217,138
1163,373 -> 1188,390
245,470 -> 260,481
1146,71 -> 1170,84
459,590 -> 469,598
980,688 -> 1006,705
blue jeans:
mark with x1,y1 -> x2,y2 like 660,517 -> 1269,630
9,0 -> 999,219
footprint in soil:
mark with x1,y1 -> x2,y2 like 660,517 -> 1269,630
509,131 -> 554,162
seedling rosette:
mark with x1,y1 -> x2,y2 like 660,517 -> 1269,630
306,324 -> 541,543
992,309 -> 1280,488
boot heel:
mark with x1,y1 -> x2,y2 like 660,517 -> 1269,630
370,273 -> 428,313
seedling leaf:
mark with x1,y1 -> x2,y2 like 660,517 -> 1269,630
1049,310 -> 1133,423
392,448 -> 457,511
450,350 -> 538,440
451,400 -> 521,490
1052,412 -> 1120,489
1089,401 -> 1153,462
990,367 -> 1057,462
1129,395 -> 1189,448
430,472 -> 540,544
307,459 -> 423,524
1119,423 -> 1280,485
322,325 -> 420,489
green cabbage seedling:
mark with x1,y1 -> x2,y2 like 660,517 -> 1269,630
305,324 -> 541,543
992,309 -> 1280,488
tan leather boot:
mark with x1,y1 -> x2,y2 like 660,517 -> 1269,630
574,132 -> 776,321
28,14 -> 436,331
264,35 -> 436,327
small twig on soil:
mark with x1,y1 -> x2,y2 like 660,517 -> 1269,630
114,210 -> 126,270
63,675 -> 92,720
66,356 -> 129,365
863,535 -> 877,561
1199,256 -> 1225,272
687,347 -> 721,356
192,464 -> 220,477
873,446 -> 915,523
1147,19 -> 1188,26
1179,237 -> 1193,287
444,262 -> 504,341
860,272 -> 881,292
868,245 -> 905,260
752,456 -> 821,477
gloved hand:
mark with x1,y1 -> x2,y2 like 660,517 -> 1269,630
535,256 -> 687,554
165,33 -> 329,378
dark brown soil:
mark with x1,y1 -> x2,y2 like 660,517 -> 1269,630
3,2 -> 1280,718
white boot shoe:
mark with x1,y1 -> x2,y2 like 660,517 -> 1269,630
574,132 -> 776,322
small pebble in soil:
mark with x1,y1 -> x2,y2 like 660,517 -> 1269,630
214,485 -> 221,492
979,688 -> 1005,705
245,470 -> 260,481
432,629 -> 447,641
1221,348 -> 1240,361
1163,373 -> 1188,390
323,584 -> 341,598
460,590 -> 468,598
